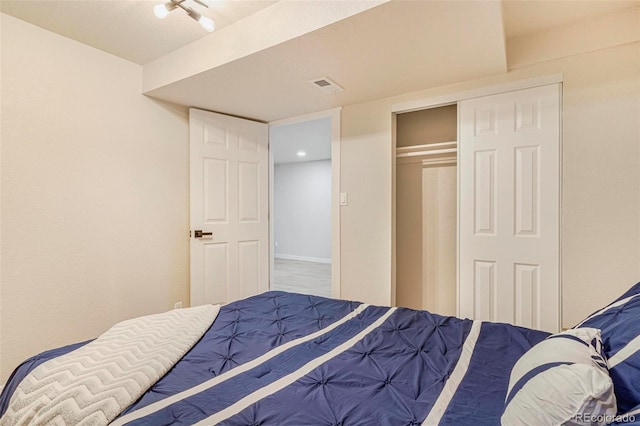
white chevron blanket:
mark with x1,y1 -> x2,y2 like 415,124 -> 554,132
0,304 -> 220,426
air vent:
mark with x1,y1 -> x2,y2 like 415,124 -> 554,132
309,76 -> 344,93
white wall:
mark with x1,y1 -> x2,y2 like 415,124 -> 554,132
341,40 -> 640,327
0,14 -> 189,381
274,160 -> 331,262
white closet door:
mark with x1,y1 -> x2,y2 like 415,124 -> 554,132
459,84 -> 561,333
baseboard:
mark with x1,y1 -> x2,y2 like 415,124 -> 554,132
275,254 -> 332,264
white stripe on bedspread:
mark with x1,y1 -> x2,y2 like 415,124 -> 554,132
575,293 -> 640,328
609,334 -> 640,368
422,320 -> 482,426
111,303 -> 371,426
194,307 -> 398,425
0,305 -> 219,426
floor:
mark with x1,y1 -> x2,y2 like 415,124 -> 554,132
271,258 -> 332,298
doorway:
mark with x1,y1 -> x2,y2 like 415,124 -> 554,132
269,111 -> 340,298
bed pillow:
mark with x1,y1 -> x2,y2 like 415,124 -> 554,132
575,281 -> 640,413
502,327 -> 617,426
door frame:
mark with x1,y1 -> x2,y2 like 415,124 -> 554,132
268,107 -> 342,298
390,74 -> 563,323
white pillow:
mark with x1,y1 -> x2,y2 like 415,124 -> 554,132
501,328 -> 617,426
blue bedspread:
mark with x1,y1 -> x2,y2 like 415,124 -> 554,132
0,292 -> 548,425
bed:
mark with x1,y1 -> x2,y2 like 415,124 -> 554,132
1,285 -> 640,425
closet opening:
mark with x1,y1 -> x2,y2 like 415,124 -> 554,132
395,104 -> 458,316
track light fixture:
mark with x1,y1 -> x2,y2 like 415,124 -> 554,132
153,0 -> 215,32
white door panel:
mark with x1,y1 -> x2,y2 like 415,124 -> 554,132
459,84 -> 560,333
190,109 -> 269,306
203,243 -> 229,304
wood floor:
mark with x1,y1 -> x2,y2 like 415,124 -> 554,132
271,258 -> 331,298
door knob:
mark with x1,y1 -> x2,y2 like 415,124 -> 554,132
194,230 -> 213,238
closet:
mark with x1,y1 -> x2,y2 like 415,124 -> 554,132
395,105 -> 458,316
394,82 -> 561,333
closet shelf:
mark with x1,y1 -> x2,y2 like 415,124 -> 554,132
396,141 -> 457,158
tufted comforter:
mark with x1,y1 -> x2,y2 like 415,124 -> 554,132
0,292 -> 548,425
0,305 -> 219,426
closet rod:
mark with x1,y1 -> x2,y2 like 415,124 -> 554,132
422,156 -> 457,167
396,141 -> 456,152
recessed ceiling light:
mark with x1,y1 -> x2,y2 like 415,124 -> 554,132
297,151 -> 307,157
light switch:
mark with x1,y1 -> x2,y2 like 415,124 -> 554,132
340,192 -> 348,206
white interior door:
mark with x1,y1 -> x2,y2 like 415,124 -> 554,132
190,108 -> 269,306
458,84 -> 561,333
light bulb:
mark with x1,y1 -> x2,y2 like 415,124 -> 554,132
297,151 -> 307,157
198,16 -> 215,32
153,3 -> 170,19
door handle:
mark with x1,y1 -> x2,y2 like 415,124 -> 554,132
194,230 -> 213,239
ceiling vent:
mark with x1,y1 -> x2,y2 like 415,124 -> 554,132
309,76 -> 344,93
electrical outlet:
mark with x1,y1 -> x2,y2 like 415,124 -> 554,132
174,301 -> 183,309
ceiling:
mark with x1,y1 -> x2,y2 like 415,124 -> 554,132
501,0 -> 636,38
2,0 -> 638,122
0,0 -> 277,64
145,0 -> 509,121
271,117 -> 332,164
1,0 -> 634,65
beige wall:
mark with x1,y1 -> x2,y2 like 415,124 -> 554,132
340,99 -> 395,305
0,5 -> 637,385
341,41 -> 640,327
0,15 -> 189,381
